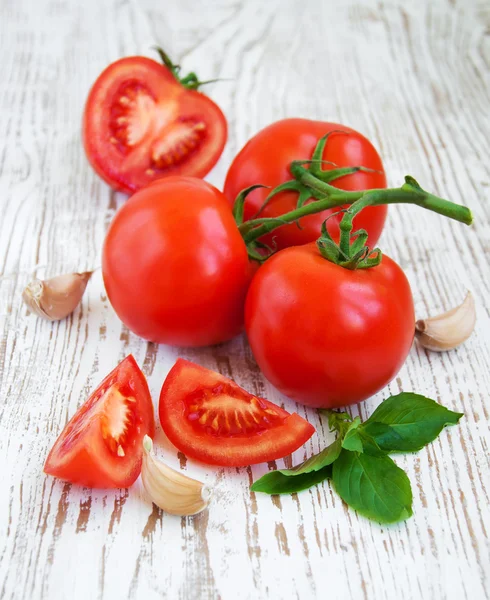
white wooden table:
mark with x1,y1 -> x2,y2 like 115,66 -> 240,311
1,1 -> 489,598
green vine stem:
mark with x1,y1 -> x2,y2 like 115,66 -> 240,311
237,134 -> 472,266
241,172 -> 472,244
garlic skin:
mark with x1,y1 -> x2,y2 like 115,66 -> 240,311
415,291 -> 476,352
141,435 -> 211,516
22,271 -> 92,321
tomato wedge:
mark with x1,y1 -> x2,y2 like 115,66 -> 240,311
159,359 -> 315,466
83,55 -> 227,193
44,355 -> 155,488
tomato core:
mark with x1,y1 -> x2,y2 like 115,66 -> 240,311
99,387 -> 137,456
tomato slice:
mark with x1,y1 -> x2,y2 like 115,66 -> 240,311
83,56 -> 227,193
159,359 -> 315,466
44,355 -> 155,488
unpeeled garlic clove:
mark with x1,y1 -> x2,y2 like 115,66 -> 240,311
22,271 -> 92,321
141,435 -> 211,516
415,291 -> 476,352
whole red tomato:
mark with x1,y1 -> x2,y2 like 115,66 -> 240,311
224,119 -> 387,250
245,244 -> 415,408
83,54 -> 227,194
102,177 -> 251,346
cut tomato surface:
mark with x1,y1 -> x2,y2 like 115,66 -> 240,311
44,355 -> 155,488
83,56 -> 227,193
159,359 -> 315,467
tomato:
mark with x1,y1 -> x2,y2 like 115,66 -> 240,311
44,355 -> 155,488
102,177 -> 252,346
83,56 -> 227,194
159,359 -> 315,466
245,244 -> 415,409
224,119 -> 387,250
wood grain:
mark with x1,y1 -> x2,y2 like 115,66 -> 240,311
0,0 -> 489,598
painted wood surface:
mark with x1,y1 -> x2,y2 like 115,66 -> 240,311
0,0 -> 489,598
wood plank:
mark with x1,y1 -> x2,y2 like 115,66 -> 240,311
0,0 -> 489,598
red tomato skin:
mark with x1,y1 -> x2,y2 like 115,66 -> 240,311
224,119 -> 387,250
102,177 -> 252,346
159,359 -> 315,466
83,57 -> 227,194
245,245 -> 415,408
44,356 -> 155,488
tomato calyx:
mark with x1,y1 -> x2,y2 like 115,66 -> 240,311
316,219 -> 382,270
153,47 -> 223,91
234,134 -> 473,265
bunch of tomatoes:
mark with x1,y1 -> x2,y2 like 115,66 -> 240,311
44,51 -> 471,488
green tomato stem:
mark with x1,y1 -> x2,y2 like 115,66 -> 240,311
153,46 -> 225,90
236,133 -> 472,267
241,166 -> 472,245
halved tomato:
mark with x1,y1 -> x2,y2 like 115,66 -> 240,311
159,359 -> 315,467
83,55 -> 227,193
44,355 -> 155,488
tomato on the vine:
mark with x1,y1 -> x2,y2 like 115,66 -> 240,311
159,359 -> 315,466
102,177 -> 252,346
44,355 -> 155,488
224,119 -> 387,250
245,244 -> 415,409
83,53 -> 227,194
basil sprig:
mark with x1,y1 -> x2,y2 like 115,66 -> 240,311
251,393 -> 463,524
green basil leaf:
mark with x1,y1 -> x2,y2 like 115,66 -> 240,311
364,393 -> 463,452
250,438 -> 342,495
332,450 -> 413,523
342,426 -> 386,456
341,428 -> 363,453
251,464 -> 333,495
283,438 -> 342,475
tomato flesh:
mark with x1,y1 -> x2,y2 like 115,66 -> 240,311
159,359 -> 315,466
44,355 -> 155,488
224,119 -> 387,250
83,57 -> 227,193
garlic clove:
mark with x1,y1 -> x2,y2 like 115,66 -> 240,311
415,291 -> 476,352
141,435 -> 211,516
22,271 -> 92,321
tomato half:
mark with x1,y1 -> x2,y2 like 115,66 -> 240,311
44,355 -> 155,488
224,119 -> 387,250
102,177 -> 252,346
245,244 -> 415,409
83,56 -> 227,193
159,359 -> 315,466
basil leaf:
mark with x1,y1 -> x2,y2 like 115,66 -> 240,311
333,450 -> 413,523
364,393 -> 463,452
251,464 -> 333,495
250,438 -> 341,495
284,438 -> 342,475
342,426 -> 386,456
